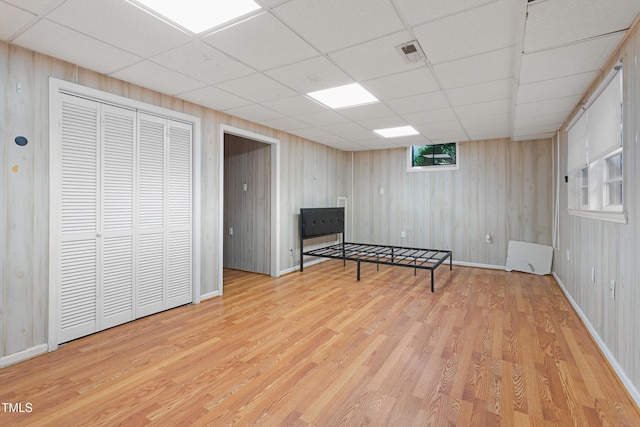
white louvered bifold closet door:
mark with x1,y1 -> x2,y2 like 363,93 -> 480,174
58,94 -> 100,343
167,121 -> 192,309
136,113 -> 193,317
55,96 -> 192,344
137,113 -> 167,318
100,105 -> 136,330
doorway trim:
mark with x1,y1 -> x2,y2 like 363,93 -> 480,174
219,125 -> 280,293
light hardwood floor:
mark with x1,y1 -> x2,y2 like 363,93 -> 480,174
1,262 -> 638,426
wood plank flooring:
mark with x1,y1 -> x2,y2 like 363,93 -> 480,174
1,262 -> 639,426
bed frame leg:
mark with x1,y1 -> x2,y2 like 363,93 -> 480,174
357,260 -> 361,281
431,269 -> 434,292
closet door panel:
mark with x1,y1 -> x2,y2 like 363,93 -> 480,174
167,121 -> 192,308
137,113 -> 166,317
100,105 -> 136,329
58,94 -> 99,343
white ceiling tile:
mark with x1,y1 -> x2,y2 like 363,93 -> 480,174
296,110 -> 350,127
415,120 -> 469,142
215,73 -> 296,103
202,12 -> 317,71
261,95 -> 328,116
337,103 -> 397,122
151,40 -> 254,85
455,99 -> 511,119
259,116 -> 309,131
274,0 -> 404,52
178,86 -> 251,111
514,111 -> 568,129
524,0 -> 640,52
513,123 -> 563,138
434,47 -> 515,89
355,115 -> 407,131
386,134 -> 431,148
328,31 -> 420,81
462,114 -> 511,140
322,121 -> 369,136
517,71 -> 597,104
0,3 -> 35,40
3,0 -> 62,15
311,133 -> 351,145
288,127 -> 336,142
403,108 -> 458,125
446,78 -> 513,106
385,91 -> 449,115
394,0 -> 495,27
257,0 -> 290,7
414,0 -> 518,64
519,33 -> 624,84
265,56 -> 352,93
515,95 -> 582,119
362,68 -> 440,101
112,61 -> 204,96
356,138 -> 402,150
13,19 -> 140,74
224,103 -> 285,123
46,0 -> 191,57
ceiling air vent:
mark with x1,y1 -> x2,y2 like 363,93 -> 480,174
396,40 -> 426,64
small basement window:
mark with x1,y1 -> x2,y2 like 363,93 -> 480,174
408,142 -> 459,172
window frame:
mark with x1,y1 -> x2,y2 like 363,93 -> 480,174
407,142 -> 460,173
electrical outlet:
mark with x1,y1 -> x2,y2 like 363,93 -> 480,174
610,280 -> 616,300
566,249 -> 570,261
591,267 -> 595,283
289,249 -> 293,256
228,227 -> 233,236
400,231 -> 406,238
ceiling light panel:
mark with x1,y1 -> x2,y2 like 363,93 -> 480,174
374,126 -> 419,138
307,83 -> 379,109
130,0 -> 261,34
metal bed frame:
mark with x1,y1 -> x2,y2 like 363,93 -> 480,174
299,207 -> 452,292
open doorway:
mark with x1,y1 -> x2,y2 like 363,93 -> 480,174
223,134 -> 270,275
219,125 -> 280,294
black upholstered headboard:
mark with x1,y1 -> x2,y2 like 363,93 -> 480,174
299,207 -> 345,239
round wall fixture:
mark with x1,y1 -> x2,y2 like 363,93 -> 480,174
15,136 -> 28,146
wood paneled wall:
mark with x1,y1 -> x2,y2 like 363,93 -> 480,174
223,134 -> 271,274
0,42 -> 351,361
351,138 -> 553,266
553,17 -> 640,403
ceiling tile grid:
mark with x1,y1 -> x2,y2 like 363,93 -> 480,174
1,0 -> 639,151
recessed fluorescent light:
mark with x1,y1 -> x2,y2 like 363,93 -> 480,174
306,83 -> 379,109
374,126 -> 419,138
130,0 -> 261,34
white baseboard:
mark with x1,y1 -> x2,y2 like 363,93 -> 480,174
0,344 -> 48,368
200,290 -> 221,301
552,272 -> 640,409
452,260 -> 505,270
280,257 -> 331,276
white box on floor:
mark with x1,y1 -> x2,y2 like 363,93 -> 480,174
505,240 -> 553,275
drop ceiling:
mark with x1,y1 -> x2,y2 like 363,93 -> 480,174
2,0 -> 638,151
